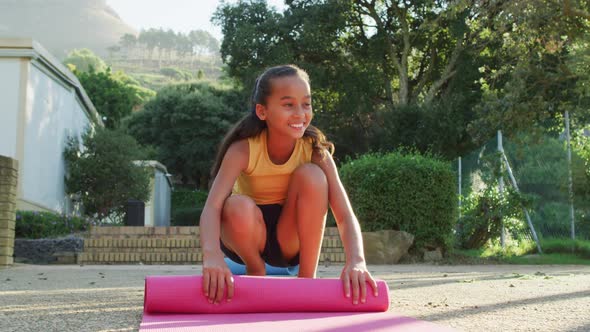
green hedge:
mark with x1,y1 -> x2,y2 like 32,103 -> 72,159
15,210 -> 91,239
171,207 -> 203,226
171,189 -> 208,226
172,189 -> 208,209
339,151 -> 457,250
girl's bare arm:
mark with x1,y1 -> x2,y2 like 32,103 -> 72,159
312,149 -> 378,304
199,139 -> 248,303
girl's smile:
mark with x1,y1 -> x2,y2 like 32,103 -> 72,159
256,75 -> 312,140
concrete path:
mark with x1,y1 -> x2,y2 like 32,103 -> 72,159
1,263 -> 589,331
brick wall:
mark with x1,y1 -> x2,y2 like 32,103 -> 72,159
78,226 -> 345,265
0,156 -> 18,266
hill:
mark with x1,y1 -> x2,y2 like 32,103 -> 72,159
0,0 -> 136,59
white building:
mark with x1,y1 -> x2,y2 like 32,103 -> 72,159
0,38 -> 171,225
0,38 -> 102,215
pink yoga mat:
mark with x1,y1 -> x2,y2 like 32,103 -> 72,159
140,275 -> 455,331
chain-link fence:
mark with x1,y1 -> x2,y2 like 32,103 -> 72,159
457,119 -> 590,252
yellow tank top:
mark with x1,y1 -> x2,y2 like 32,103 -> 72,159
232,129 -> 313,205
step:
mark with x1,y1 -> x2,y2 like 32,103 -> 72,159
78,251 -> 345,265
78,251 -> 201,264
87,226 -> 342,237
83,237 -> 342,249
84,238 -> 200,249
88,226 -> 198,237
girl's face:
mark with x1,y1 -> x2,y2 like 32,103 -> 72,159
256,75 -> 312,139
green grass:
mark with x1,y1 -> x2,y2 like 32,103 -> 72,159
448,238 -> 590,265
535,238 -> 590,259
503,253 -> 590,265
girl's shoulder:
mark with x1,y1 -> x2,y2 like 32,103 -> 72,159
225,139 -> 249,171
227,138 -> 249,156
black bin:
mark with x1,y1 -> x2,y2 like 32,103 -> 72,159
124,199 -> 145,226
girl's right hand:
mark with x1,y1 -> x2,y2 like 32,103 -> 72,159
202,253 -> 234,304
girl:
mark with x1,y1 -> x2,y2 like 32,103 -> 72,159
199,64 -> 378,306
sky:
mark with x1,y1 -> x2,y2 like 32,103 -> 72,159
105,0 -> 286,41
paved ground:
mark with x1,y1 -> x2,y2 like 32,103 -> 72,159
1,263 -> 589,331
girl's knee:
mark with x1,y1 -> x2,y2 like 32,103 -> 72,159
293,163 -> 327,190
221,195 -> 260,230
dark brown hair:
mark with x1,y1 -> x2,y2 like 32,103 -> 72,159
210,64 -> 334,183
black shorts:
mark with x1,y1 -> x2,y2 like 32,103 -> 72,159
220,203 -> 300,268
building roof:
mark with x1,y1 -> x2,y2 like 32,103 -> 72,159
133,160 -> 174,189
0,37 -> 104,127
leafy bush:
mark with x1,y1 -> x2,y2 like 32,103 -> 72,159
64,48 -> 107,73
16,210 -> 92,239
458,185 -> 530,249
63,126 -> 151,224
339,151 -> 457,251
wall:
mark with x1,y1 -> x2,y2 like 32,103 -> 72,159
0,59 -> 21,159
20,64 -> 92,213
0,156 -> 18,266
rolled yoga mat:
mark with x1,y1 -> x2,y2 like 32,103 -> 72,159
224,257 -> 299,276
140,275 -> 456,331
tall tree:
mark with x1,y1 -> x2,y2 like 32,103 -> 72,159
74,67 -> 141,129
124,82 -> 245,188
213,0 -> 590,159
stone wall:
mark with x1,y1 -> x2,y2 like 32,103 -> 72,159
14,235 -> 84,264
0,155 -> 18,266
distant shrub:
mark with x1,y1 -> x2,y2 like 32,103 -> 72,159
160,67 -> 192,80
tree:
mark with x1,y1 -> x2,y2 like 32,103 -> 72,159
467,0 -> 590,142
139,28 -> 159,62
123,82 -> 245,188
212,0 -> 486,158
63,126 -> 151,224
119,33 -> 138,58
189,29 -> 220,62
213,0 -> 590,160
74,67 -> 142,129
63,48 -> 107,73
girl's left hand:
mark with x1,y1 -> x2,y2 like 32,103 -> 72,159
340,260 -> 379,305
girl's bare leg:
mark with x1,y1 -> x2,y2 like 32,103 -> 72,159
220,195 -> 267,275
276,163 -> 329,278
